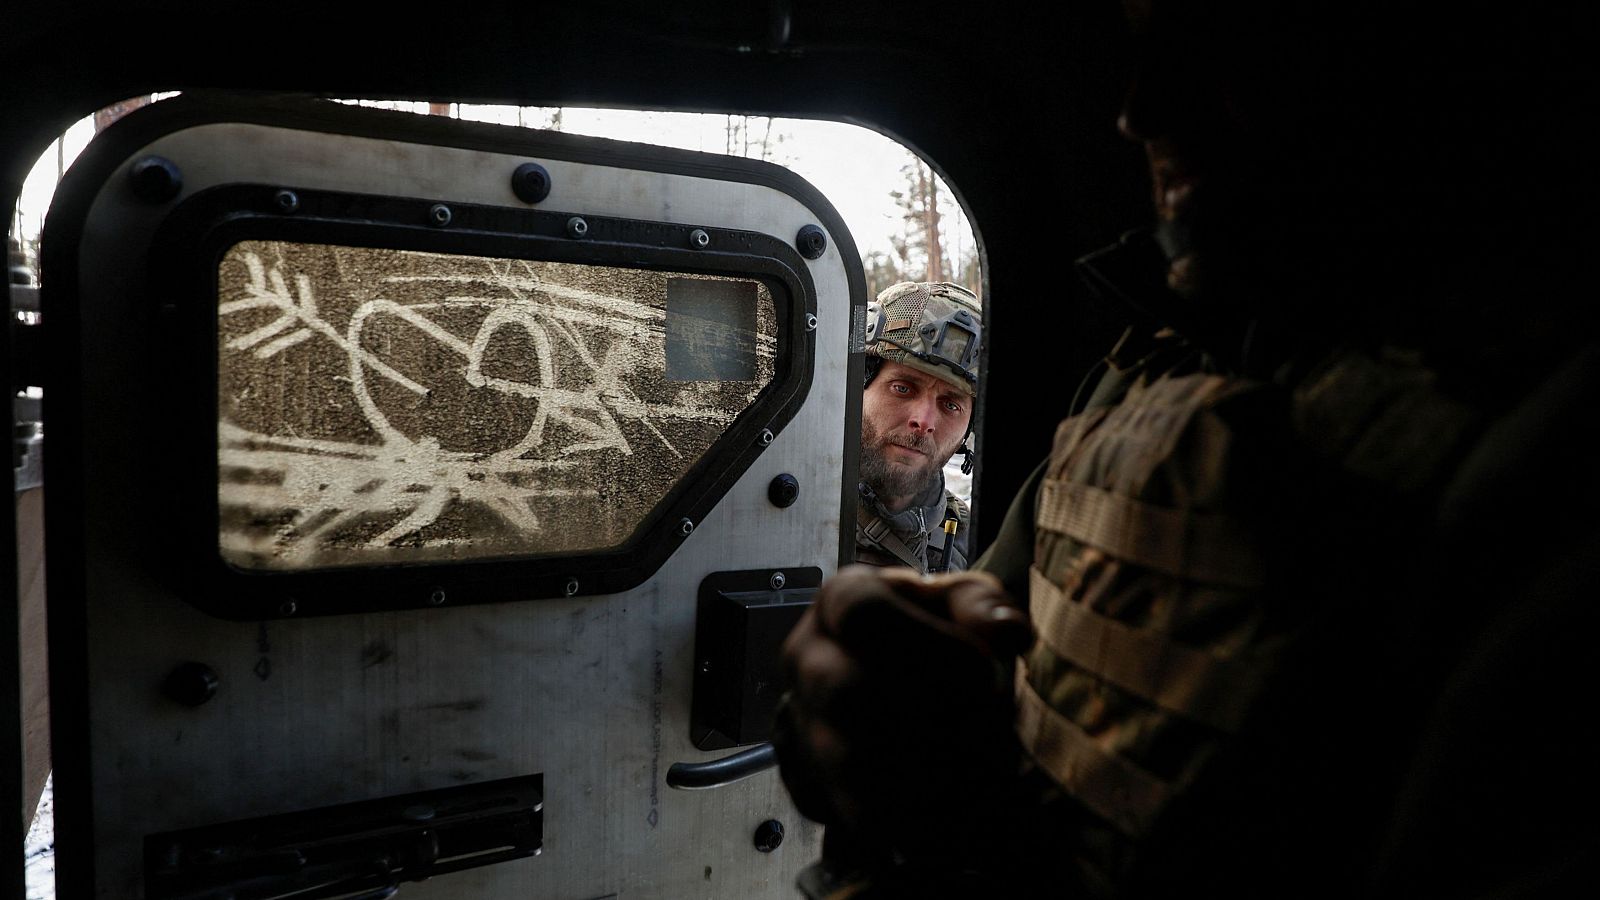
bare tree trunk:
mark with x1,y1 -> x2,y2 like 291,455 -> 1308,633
920,165 -> 946,282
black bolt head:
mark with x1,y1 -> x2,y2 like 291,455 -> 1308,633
768,474 -> 800,508
753,819 -> 784,852
128,155 -> 182,203
511,162 -> 552,204
795,224 -> 827,260
162,661 -> 219,707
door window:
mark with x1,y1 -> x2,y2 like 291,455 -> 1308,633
217,241 -> 778,570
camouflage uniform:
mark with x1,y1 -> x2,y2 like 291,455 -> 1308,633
973,325 -> 1484,895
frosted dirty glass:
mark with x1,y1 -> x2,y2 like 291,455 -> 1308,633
216,241 -> 777,570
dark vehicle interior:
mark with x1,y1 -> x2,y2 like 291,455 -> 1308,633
4,0 -> 1596,897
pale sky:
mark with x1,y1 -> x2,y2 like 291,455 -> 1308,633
13,100 -> 976,275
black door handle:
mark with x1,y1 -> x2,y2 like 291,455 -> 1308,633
666,742 -> 778,790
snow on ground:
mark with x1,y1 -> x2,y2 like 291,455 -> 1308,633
943,456 -> 972,505
24,774 -> 55,900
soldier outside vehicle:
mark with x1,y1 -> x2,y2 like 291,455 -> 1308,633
855,282 -> 981,574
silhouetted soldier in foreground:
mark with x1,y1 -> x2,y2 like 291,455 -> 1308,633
775,1 -> 1596,896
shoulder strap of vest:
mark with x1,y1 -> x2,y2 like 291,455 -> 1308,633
856,504 -> 926,572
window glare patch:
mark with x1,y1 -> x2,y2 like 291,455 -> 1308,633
216,241 -> 777,571
666,277 -> 758,381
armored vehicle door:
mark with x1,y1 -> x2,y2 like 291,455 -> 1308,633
42,95 -> 861,898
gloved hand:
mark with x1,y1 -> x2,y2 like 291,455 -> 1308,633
773,565 -> 1034,865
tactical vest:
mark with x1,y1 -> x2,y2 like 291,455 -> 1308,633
1015,338 -> 1480,893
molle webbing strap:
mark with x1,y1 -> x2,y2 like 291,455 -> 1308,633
857,505 -> 925,572
1014,663 -> 1170,838
1028,567 -> 1263,733
882,316 -> 918,333
1036,479 -> 1266,589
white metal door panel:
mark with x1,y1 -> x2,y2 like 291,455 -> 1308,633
45,97 -> 861,898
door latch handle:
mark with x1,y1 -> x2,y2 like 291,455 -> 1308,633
667,741 -> 778,790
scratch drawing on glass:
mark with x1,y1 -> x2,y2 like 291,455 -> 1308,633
217,241 -> 776,570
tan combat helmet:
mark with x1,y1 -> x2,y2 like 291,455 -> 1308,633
864,281 -> 983,396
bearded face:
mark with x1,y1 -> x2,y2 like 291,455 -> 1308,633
860,415 -> 945,503
858,360 -> 972,510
